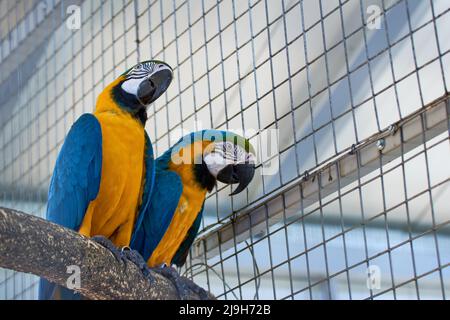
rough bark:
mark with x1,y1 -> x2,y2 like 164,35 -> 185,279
0,207 -> 214,300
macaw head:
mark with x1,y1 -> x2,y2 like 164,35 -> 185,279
97,60 -> 173,124
168,130 -> 256,195
203,132 -> 256,195
118,60 -> 173,106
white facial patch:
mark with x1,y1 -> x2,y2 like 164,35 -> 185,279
204,141 -> 256,177
121,77 -> 142,95
204,152 -> 233,177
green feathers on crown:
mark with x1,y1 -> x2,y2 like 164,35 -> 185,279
172,130 -> 255,155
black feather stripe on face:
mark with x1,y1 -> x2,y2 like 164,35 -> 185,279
111,80 -> 147,125
213,141 -> 245,162
126,61 -> 157,79
193,161 -> 216,192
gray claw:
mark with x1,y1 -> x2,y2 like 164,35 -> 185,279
91,235 -> 122,262
156,266 -> 209,300
120,247 -> 154,282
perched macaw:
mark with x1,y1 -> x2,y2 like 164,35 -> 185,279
39,60 -> 173,300
130,130 -> 256,268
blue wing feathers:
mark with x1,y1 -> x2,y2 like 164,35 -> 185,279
39,114 -> 102,300
46,114 -> 102,230
130,163 -> 183,262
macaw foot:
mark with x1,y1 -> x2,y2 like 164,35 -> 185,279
91,235 -> 123,262
120,247 -> 154,281
91,236 -> 155,283
155,266 -> 210,300
90,237 -> 209,299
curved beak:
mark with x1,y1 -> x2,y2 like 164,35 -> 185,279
217,163 -> 255,195
137,67 -> 173,106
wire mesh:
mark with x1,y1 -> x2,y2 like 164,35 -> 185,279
0,0 -> 449,300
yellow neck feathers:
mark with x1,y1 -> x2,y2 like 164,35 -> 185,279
168,140 -> 213,186
94,76 -> 126,115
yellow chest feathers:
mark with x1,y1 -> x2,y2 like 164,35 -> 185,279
78,110 -> 145,247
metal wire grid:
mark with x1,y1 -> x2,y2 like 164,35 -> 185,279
143,0 -> 450,230
0,0 -> 449,299
183,97 -> 450,299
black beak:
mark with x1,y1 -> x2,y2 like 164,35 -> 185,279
137,68 -> 173,105
216,164 -> 255,195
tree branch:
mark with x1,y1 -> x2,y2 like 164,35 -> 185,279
0,207 -> 214,300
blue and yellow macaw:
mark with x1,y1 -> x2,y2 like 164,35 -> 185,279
130,130 -> 256,269
39,60 -> 173,300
